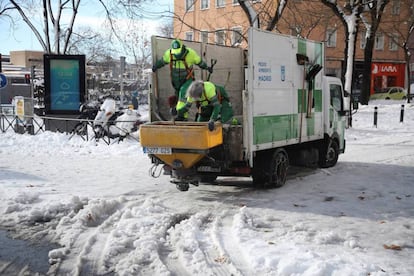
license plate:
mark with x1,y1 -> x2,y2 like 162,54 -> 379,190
143,146 -> 172,155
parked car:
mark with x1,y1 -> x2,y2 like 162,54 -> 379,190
370,87 -> 407,100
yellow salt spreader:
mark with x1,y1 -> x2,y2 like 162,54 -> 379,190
140,121 -> 227,191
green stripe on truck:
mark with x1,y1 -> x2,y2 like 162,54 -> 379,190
253,114 -> 298,144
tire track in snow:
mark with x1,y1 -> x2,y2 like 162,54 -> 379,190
210,210 -> 254,276
158,213 -> 192,276
54,197 -> 147,275
73,199 -> 133,275
162,209 -> 252,276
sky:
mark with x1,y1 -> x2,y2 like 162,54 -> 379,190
0,100 -> 413,275
0,0 -> 173,56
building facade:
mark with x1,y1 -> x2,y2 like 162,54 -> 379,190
173,0 -> 411,94
10,51 -> 44,69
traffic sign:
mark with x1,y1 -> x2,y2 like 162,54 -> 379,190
0,73 -> 7,89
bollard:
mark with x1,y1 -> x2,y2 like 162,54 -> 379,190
400,104 -> 404,123
373,106 -> 378,128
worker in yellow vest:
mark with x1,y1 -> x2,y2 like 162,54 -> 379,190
152,39 -> 212,117
177,80 -> 234,131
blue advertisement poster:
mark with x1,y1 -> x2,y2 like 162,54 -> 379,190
50,59 -> 80,111
44,55 -> 85,114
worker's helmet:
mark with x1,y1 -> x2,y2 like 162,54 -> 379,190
171,39 -> 186,59
171,39 -> 183,54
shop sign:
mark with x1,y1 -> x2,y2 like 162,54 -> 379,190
372,63 -> 399,74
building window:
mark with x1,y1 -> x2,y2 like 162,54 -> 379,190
389,33 -> 398,51
215,29 -> 226,45
186,0 -> 194,11
231,27 -> 243,46
201,0 -> 209,10
185,32 -> 194,41
200,31 -> 209,43
360,31 -> 366,49
375,32 -> 384,50
326,28 -> 337,48
232,0 -> 239,5
216,0 -> 225,8
391,0 -> 400,15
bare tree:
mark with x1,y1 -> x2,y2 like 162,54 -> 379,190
279,0 -> 333,38
6,0 -> 146,54
378,1 -> 413,102
117,19 -> 152,81
0,0 -> 14,16
66,27 -> 115,64
358,0 -> 390,105
238,0 -> 288,30
158,18 -> 174,38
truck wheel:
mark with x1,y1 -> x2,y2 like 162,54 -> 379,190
253,149 -> 288,189
269,149 -> 289,188
319,139 -> 339,168
252,152 -> 267,188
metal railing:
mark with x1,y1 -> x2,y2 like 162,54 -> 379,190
1,109 -> 140,144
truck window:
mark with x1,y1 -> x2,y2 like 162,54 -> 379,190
330,84 -> 343,112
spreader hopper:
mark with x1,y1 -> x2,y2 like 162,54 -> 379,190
140,121 -> 223,169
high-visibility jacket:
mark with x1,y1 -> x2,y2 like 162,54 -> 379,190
155,46 -> 208,93
177,81 -> 234,123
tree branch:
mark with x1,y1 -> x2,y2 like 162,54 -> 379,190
9,0 -> 48,52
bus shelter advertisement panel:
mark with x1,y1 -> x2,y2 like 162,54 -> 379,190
44,55 -> 85,114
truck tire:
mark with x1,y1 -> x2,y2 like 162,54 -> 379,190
253,149 -> 288,188
319,139 -> 339,168
269,149 -> 289,188
252,152 -> 267,188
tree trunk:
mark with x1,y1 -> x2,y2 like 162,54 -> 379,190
360,36 -> 374,105
406,50 -> 411,103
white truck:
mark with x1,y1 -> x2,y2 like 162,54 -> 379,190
140,28 -> 348,191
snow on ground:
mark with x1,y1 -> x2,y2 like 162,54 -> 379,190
0,101 -> 413,275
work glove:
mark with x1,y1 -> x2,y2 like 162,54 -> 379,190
208,120 -> 215,131
207,66 -> 213,74
152,64 -> 157,72
170,107 -> 177,117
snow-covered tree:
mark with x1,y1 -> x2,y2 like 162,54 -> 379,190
321,0 -> 364,100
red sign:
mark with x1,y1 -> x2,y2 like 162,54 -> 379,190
372,63 -> 402,75
370,62 -> 405,94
